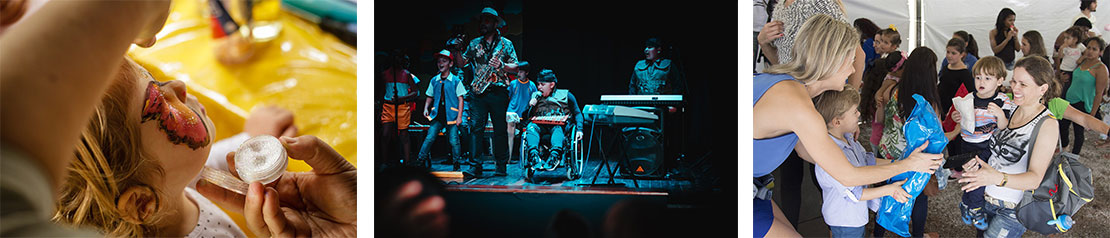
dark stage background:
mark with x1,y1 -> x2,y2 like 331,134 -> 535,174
375,1 -> 738,234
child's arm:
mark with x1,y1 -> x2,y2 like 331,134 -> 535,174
424,97 -> 433,120
946,107 -> 963,141
456,96 -> 465,124
989,29 -> 1007,54
568,92 -> 584,140
859,180 -> 909,202
988,102 -> 1009,128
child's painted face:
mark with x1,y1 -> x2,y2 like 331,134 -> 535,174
1010,67 -> 1047,106
946,46 -> 964,65
437,57 -> 452,73
142,81 -> 210,149
538,82 -> 555,96
974,73 -> 1003,97
129,59 -> 215,193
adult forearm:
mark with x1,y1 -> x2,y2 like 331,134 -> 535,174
991,38 -> 1008,53
1004,171 -> 1047,191
760,43 -> 779,65
0,0 -> 169,187
838,162 -> 906,187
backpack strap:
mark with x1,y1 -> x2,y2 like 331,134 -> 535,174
1025,108 -> 1062,155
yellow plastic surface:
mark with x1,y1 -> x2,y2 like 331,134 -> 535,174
128,1 -> 355,236
129,0 -> 357,169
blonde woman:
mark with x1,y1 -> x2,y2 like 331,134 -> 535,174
752,14 -> 943,237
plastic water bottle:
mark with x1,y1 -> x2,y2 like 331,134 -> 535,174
1048,214 -> 1075,231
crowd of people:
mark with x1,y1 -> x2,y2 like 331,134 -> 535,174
753,0 -> 1110,237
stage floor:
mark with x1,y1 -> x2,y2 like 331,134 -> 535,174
426,155 -> 693,191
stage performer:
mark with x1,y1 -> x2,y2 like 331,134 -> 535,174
523,69 -> 584,170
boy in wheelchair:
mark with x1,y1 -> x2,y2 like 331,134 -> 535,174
523,69 -> 584,170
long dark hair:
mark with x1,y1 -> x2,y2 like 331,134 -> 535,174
954,31 -> 979,58
854,18 -> 881,41
1022,30 -> 1047,58
995,8 -> 1016,35
860,52 -> 903,122
897,47 -> 941,119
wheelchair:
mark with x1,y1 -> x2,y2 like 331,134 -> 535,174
518,122 -> 583,182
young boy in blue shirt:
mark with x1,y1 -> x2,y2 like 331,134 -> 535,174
506,61 -> 536,162
418,50 -> 468,169
813,86 -> 911,237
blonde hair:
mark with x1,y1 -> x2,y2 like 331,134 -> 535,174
972,56 -> 1008,79
765,14 -> 860,84
814,85 -> 861,125
53,58 -> 167,237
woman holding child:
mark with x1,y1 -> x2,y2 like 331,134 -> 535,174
753,14 -> 943,238
958,56 -> 1062,238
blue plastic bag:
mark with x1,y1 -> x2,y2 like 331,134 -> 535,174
876,94 -> 949,237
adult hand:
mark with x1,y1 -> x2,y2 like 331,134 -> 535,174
197,135 -> 357,237
898,142 -> 943,174
489,56 -> 501,69
423,107 -> 431,120
243,105 -> 297,138
757,21 -> 785,46
958,157 -> 1004,192
575,131 -> 583,142
883,180 -> 911,203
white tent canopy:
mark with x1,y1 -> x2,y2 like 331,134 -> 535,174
841,0 -> 1110,72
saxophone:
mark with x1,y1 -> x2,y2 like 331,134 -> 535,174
471,45 -> 508,95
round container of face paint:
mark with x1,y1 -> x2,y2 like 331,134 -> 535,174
234,135 -> 287,185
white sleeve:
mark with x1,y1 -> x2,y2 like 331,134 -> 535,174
189,132 -> 251,188
457,81 -> 468,96
425,81 -> 435,97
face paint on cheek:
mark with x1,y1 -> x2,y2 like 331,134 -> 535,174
141,81 -> 210,149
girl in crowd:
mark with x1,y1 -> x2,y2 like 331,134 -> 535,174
989,8 -> 1020,70
875,47 -> 943,238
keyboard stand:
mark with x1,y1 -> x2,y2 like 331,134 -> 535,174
580,114 -> 640,188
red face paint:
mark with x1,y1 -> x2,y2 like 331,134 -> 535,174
142,81 -> 210,149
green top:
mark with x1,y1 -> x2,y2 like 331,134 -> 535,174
1066,62 -> 1103,112
1048,97 -> 1070,120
